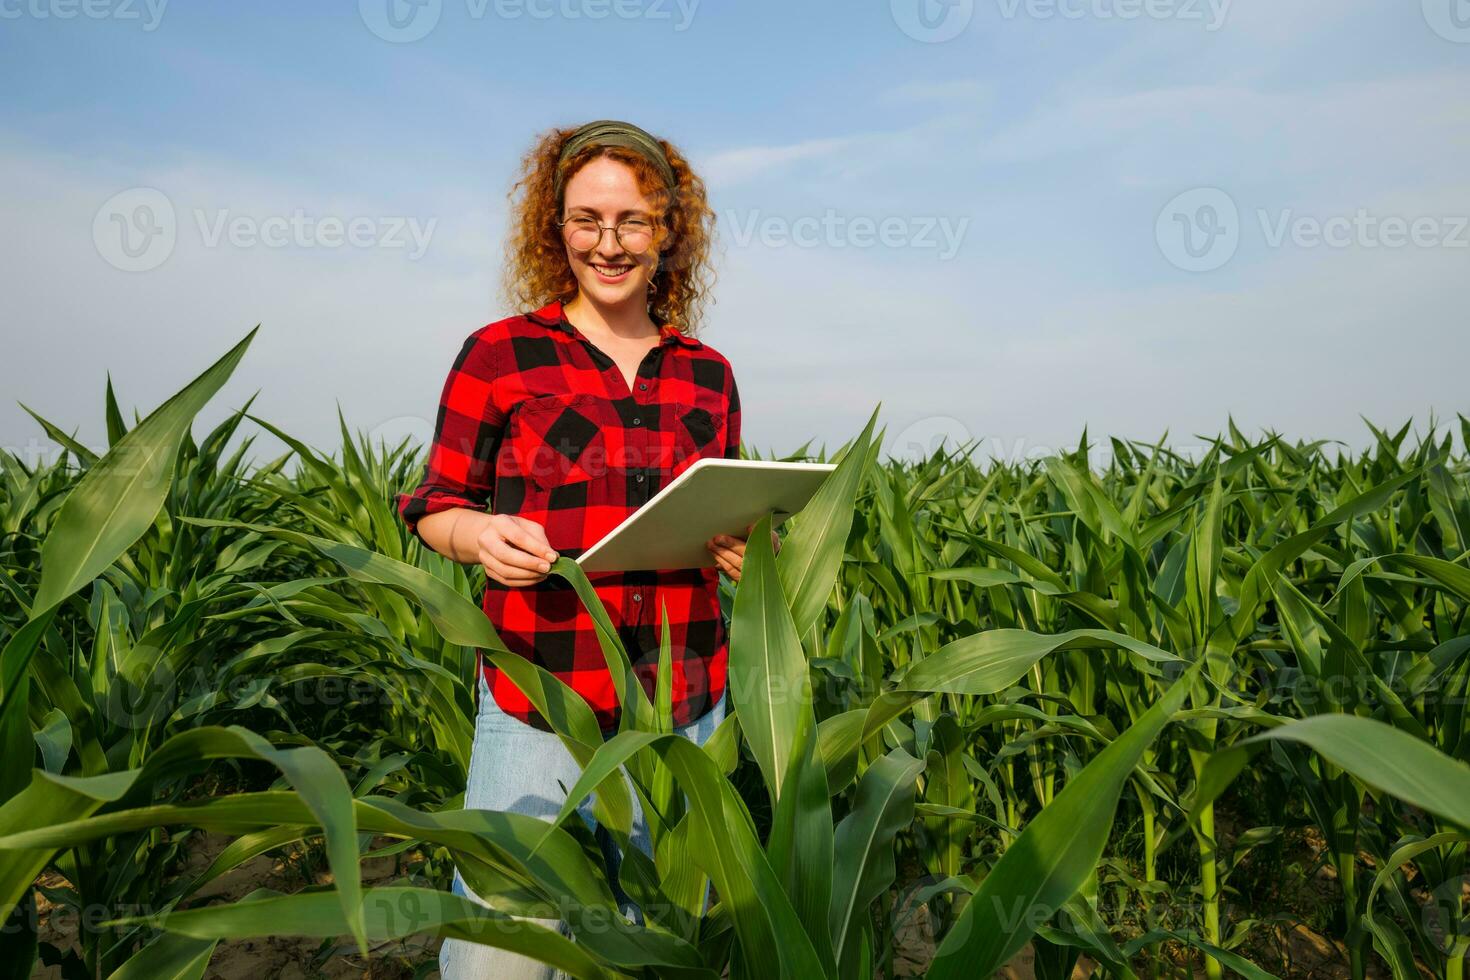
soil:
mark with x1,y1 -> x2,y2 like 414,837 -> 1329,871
881,816 -> 1404,979
31,820 -> 1434,979
34,833 -> 438,980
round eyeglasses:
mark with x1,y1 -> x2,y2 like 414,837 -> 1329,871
556,215 -> 657,255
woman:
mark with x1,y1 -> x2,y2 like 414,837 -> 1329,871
395,120 -> 754,979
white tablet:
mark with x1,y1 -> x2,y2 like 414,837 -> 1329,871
576,458 -> 837,572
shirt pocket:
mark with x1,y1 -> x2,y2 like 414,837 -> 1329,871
508,392 -> 612,492
669,402 -> 726,479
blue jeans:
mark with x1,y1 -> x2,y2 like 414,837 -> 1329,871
439,675 -> 726,979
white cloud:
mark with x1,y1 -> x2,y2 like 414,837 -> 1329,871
698,135 -> 865,187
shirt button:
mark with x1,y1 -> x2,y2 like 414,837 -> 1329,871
632,593 -> 643,602
638,382 -> 647,390
635,473 -> 645,482
632,417 -> 641,426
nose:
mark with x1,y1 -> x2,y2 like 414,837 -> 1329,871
593,226 -> 628,260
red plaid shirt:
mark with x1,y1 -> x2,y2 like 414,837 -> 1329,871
396,300 -> 740,731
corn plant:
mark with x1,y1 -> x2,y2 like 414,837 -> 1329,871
2,329 -> 1468,977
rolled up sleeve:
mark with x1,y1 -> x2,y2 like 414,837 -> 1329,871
395,331 -> 507,543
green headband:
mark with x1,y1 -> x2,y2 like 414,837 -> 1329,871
554,119 -> 677,200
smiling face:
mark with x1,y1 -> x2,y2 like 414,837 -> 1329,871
559,155 -> 663,311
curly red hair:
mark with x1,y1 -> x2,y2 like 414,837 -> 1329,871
501,123 -> 717,334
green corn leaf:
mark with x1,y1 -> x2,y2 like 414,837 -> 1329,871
104,931 -> 219,980
1,332 -> 256,799
0,788 -> 703,972
729,512 -> 811,804
827,747 -> 924,968
1360,832 -> 1468,980
533,729 -> 831,979
552,557 -> 654,731
16,402 -> 98,466
32,330 -> 256,616
178,516 -> 632,831
777,406 -> 877,637
927,658 -> 1201,977
0,726 -> 368,954
112,887 -> 624,980
1192,715 -> 1470,833
766,704 -> 836,974
1229,467 -> 1423,641
897,627 -> 1177,695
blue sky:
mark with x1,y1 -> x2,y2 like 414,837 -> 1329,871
2,0 -> 1467,469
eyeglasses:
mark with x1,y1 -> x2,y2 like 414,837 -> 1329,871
556,214 -> 657,255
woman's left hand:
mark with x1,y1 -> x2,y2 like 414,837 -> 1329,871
706,522 -> 780,582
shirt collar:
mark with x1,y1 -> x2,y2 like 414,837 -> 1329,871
527,300 -> 702,350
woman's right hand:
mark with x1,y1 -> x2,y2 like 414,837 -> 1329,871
477,514 -> 559,587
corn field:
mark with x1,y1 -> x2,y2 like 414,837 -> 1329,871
2,330 -> 1468,979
